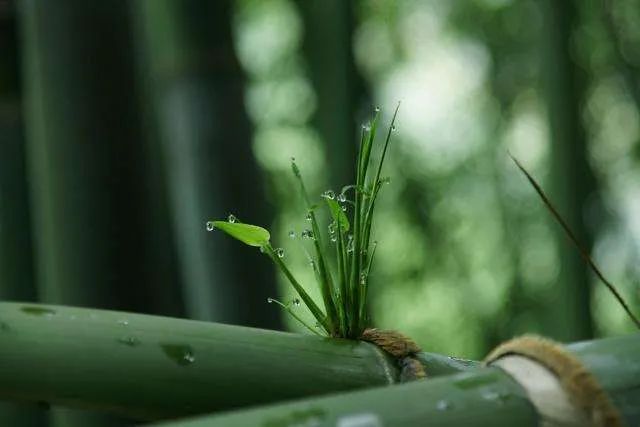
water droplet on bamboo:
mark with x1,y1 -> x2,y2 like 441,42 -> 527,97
205,221 -> 215,232
118,336 -> 140,347
436,400 -> 451,411
227,214 -> 237,223
276,248 -> 285,258
160,343 -> 195,366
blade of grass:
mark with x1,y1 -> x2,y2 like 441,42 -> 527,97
263,244 -> 330,332
291,160 -> 338,333
266,297 -> 322,336
509,153 -> 640,329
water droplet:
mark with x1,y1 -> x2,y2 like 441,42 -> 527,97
305,212 -> 313,221
360,272 -> 367,285
267,297 -> 274,304
288,230 -> 296,239
337,412 -> 382,427
182,351 -> 195,364
118,336 -> 140,347
290,156 -> 296,162
276,248 -> 285,258
309,259 -> 315,267
293,298 -> 301,306
337,193 -> 346,203
346,235 -> 354,252
328,222 -> 336,234
259,245 -> 266,253
205,221 -> 215,232
330,235 -> 337,242
374,106 -> 380,112
227,214 -> 236,223
341,205 -> 347,211
117,319 -> 129,326
160,343 -> 195,366
21,306 -> 56,316
322,190 -> 335,200
482,388 -> 509,404
391,125 -> 397,131
436,400 -> 451,411
362,123 -> 371,132
301,229 -> 314,240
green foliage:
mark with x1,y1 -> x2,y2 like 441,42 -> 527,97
208,105 -> 399,339
208,220 -> 271,247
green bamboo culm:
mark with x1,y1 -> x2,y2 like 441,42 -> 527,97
0,302 -> 476,421
208,105 -> 400,339
153,333 -> 640,427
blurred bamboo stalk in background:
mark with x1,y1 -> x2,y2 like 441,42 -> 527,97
541,0 -> 596,341
133,0 -> 281,329
18,0 -> 184,425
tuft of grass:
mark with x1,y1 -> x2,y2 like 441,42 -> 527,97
207,105 -> 400,338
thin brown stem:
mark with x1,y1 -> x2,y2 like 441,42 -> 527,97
509,153 -> 640,329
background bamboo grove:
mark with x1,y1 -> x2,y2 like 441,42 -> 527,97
0,0 -> 639,425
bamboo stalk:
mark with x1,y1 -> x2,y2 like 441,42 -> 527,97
0,302 -> 472,421
154,334 -> 640,427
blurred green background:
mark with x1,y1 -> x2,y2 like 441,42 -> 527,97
1,0 -> 639,425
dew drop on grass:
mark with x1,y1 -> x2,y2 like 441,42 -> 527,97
360,272 -> 367,285
267,297 -> 274,304
205,221 -> 214,232
330,235 -> 337,243
322,190 -> 335,200
346,235 -> 354,252
293,298 -> 301,307
391,125 -> 397,131
290,156 -> 295,162
337,193 -> 346,203
375,106 -> 380,112
305,212 -> 313,221
362,123 -> 371,132
301,229 -> 314,240
227,214 -> 237,223
288,230 -> 296,239
276,248 -> 285,258
341,205 -> 347,212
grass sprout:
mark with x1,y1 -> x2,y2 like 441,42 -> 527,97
208,104 -> 400,338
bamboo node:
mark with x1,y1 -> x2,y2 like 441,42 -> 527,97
484,334 -> 624,427
360,328 -> 426,382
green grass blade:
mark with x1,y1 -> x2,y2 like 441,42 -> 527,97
325,198 -> 350,232
209,221 -> 270,247
266,297 -> 322,336
263,244 -> 329,332
291,160 -> 338,333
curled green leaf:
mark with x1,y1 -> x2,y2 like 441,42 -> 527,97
325,198 -> 350,232
211,221 -> 270,247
